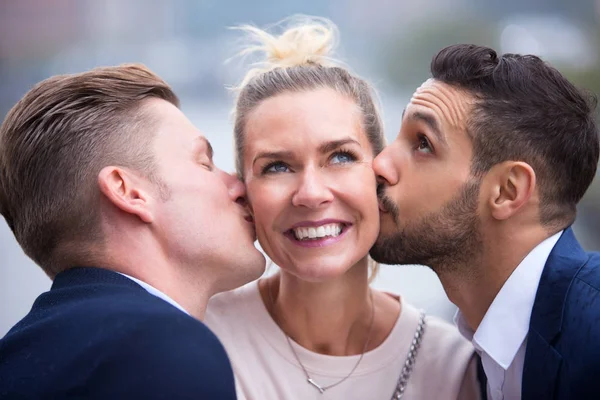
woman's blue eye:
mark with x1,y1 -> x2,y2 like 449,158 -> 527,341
263,162 -> 289,174
330,151 -> 356,164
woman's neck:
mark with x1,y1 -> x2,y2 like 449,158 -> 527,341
259,260 -> 400,356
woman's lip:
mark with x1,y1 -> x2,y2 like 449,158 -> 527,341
289,219 -> 351,229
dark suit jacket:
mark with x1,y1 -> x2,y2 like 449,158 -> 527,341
0,267 -> 237,399
522,228 -> 600,400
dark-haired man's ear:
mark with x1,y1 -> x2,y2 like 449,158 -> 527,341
488,161 -> 536,221
98,166 -> 154,223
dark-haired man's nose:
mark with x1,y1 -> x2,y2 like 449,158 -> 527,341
372,147 -> 399,186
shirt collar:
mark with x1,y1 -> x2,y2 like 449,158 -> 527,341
454,231 -> 563,368
117,272 -> 190,316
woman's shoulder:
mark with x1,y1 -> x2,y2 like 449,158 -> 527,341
208,280 -> 260,308
372,293 -> 473,362
425,312 -> 473,353
398,301 -> 480,399
399,300 -> 474,363
422,313 -> 481,399
205,281 -> 261,330
380,293 -> 469,347
424,312 -> 469,344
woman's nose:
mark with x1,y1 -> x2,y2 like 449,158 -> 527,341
291,167 -> 334,209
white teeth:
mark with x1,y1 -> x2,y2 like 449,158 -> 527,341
293,223 -> 344,240
316,226 -> 325,237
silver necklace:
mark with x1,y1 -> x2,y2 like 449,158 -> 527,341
266,278 -> 375,394
389,310 -> 426,400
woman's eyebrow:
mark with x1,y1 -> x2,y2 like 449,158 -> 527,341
252,138 -> 361,166
318,138 -> 360,154
252,150 -> 295,166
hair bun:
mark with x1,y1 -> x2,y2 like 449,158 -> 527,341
232,16 -> 343,88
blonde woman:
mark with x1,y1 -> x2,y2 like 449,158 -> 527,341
205,16 -> 481,400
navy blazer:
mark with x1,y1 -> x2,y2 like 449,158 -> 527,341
522,228 -> 600,399
0,267 -> 237,399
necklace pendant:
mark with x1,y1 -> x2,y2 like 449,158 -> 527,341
307,378 -> 325,394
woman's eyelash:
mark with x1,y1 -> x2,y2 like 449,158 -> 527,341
260,148 -> 360,174
331,148 -> 359,162
261,161 -> 288,175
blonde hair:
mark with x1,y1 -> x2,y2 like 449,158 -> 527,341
232,16 -> 343,89
231,16 -> 383,280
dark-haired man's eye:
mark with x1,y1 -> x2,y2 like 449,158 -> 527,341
416,135 -> 433,154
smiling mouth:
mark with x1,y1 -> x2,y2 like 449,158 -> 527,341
288,223 -> 348,241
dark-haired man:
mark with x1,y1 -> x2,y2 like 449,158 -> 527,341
0,64 -> 265,398
371,44 -> 600,399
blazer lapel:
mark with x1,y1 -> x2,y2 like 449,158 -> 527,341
522,330 -> 562,399
522,228 -> 588,400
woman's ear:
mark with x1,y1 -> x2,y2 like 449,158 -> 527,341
487,161 -> 536,221
97,166 -> 154,223
238,174 -> 254,216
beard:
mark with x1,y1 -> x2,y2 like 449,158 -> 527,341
370,179 -> 482,274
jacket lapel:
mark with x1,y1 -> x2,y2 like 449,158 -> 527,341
522,330 -> 562,399
522,228 -> 588,400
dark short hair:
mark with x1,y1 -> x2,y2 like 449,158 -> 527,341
0,64 -> 179,277
431,44 -> 599,226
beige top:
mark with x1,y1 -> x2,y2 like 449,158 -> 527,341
205,281 -> 481,400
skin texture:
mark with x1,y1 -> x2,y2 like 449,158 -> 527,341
97,98 -> 265,319
243,88 -> 399,355
371,79 -> 481,270
244,89 -> 379,281
371,79 -> 551,330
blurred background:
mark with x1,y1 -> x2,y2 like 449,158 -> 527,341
1,0 -> 599,336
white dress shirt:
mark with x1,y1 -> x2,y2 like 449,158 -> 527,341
454,231 -> 563,400
118,272 -> 189,315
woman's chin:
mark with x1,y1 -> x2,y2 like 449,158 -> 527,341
281,260 -> 365,282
